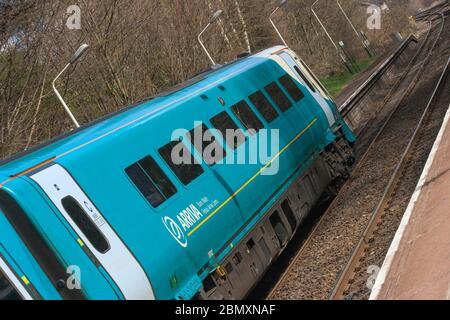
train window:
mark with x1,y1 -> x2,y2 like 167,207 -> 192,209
294,66 -> 317,93
159,140 -> 204,185
126,155 -> 177,208
249,91 -> 279,123
231,100 -> 264,134
265,82 -> 292,112
279,74 -> 305,102
187,124 -> 226,166
139,156 -> 177,199
126,163 -> 165,207
210,112 -> 246,150
281,199 -> 298,232
61,196 -> 110,254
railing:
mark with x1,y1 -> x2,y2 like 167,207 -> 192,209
339,35 -> 418,120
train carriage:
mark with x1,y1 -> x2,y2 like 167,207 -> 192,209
0,46 -> 355,300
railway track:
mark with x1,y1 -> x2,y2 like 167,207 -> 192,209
339,36 -> 418,138
353,13 -> 447,160
266,9 -> 448,300
415,0 -> 449,21
331,56 -> 450,300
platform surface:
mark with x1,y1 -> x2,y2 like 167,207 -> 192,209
371,105 -> 450,300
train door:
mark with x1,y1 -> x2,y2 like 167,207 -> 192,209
29,164 -> 154,300
278,51 -> 336,126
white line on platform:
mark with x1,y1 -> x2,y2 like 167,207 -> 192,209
370,103 -> 450,300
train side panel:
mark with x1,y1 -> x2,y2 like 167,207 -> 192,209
0,46 -> 355,300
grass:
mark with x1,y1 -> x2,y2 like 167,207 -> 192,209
320,58 -> 376,97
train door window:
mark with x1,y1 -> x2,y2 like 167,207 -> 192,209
269,211 -> 289,247
159,140 -> 204,186
231,100 -> 264,134
281,199 -> 298,232
126,156 -> 176,208
249,91 -> 279,123
294,66 -> 317,93
265,82 -> 292,112
139,156 -> 177,198
187,124 -> 226,166
210,112 -> 246,150
279,74 -> 305,102
61,196 -> 110,254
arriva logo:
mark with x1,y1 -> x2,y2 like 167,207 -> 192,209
163,204 -> 204,248
162,216 -> 188,248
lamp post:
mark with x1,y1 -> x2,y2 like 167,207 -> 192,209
198,10 -> 224,66
269,0 -> 288,47
52,44 -> 89,129
269,0 -> 325,92
311,0 -> 353,73
336,0 -> 373,57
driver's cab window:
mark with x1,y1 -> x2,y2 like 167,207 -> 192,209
295,57 -> 332,99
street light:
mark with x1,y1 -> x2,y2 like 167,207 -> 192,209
269,0 -> 288,47
198,10 -> 223,66
311,0 -> 353,72
336,0 -> 373,57
52,44 -> 89,128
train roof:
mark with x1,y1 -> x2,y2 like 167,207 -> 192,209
0,45 -> 287,186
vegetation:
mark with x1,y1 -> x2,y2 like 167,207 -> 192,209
321,58 -> 375,97
0,0 -> 415,159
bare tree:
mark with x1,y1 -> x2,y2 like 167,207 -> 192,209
0,0 -> 415,159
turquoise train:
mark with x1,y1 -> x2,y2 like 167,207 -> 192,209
0,46 -> 355,300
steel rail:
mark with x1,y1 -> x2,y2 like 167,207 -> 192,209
330,14 -> 447,300
340,1 -> 448,121
266,12 -> 445,300
415,0 -> 448,21
339,35 -> 417,118
347,12 -> 443,140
